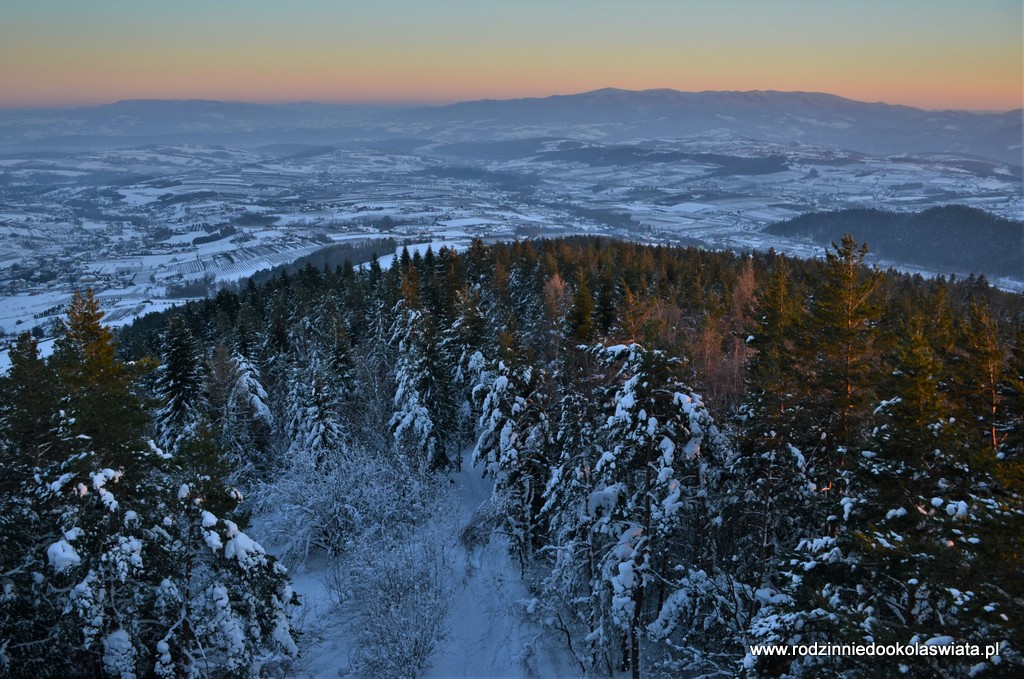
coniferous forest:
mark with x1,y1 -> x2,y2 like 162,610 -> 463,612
2,236 -> 1023,678
764,205 -> 1024,278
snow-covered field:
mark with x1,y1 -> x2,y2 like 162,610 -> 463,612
1,138 -> 1020,373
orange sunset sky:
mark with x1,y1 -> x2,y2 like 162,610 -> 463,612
1,0 -> 1021,111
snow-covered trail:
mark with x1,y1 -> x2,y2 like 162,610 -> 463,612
282,450 -> 579,678
424,452 -> 574,679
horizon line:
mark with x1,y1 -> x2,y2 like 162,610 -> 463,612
1,88 -> 1020,115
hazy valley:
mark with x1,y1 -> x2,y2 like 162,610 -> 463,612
1,90 -> 1021,364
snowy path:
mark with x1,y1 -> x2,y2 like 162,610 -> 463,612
283,451 -> 579,679
424,452 -> 572,679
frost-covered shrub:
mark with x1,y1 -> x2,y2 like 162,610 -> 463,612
319,477 -> 458,679
255,447 -> 434,564
346,539 -> 455,679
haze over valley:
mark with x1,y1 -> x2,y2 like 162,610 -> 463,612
1,89 -> 1021,358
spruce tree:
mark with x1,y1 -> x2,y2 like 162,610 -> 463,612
390,300 -> 460,470
473,359 -> 554,565
811,234 -> 883,446
154,315 -> 206,452
282,318 -> 346,469
51,289 -> 150,468
0,291 -> 297,678
567,269 -> 595,342
0,332 -> 59,469
0,334 -> 60,677
585,344 -> 724,678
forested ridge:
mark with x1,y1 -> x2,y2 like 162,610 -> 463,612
2,236 -> 1023,677
764,205 -> 1024,279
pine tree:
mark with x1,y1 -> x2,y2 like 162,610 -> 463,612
998,327 -> 1024,491
811,234 -> 883,446
473,359 -> 554,566
878,318 -> 950,461
746,305 -> 1023,677
594,269 -> 618,336
51,289 -> 150,468
727,256 -> 820,609
154,315 -> 206,452
567,269 -> 595,342
959,302 -> 1008,459
751,411 -> 1023,678
747,255 -> 804,415
0,293 -> 297,678
0,332 -> 59,469
170,379 -> 294,675
57,235 -> 1024,678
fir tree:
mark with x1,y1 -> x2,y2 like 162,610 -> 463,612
154,315 -> 206,452
0,332 -> 59,469
51,289 -> 150,469
811,234 -> 883,446
0,293 -> 297,678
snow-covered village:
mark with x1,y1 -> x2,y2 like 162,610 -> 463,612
1,2 -> 1023,678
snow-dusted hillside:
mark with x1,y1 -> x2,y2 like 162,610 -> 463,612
3,238 -> 1022,677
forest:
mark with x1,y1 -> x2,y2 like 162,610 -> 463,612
1,235 -> 1022,678
765,205 -> 1024,278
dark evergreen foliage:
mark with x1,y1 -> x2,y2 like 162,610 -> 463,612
5,236 -> 1022,677
0,291 -> 296,679
765,205 -> 1024,278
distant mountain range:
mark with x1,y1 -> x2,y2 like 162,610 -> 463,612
1,89 -> 1020,164
407,89 -> 1023,164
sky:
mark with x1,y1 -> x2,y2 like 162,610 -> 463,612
1,0 -> 1021,111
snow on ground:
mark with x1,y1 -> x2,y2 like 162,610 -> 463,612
370,241 -> 471,271
282,450 -> 579,679
118,188 -> 166,206
440,217 -> 496,229
424,452 -> 576,679
278,558 -> 347,679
